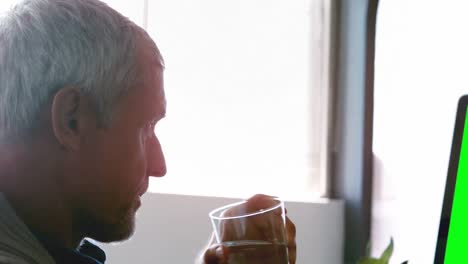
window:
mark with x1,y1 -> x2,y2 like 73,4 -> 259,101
1,0 -> 333,200
144,0 -> 333,199
0,0 -> 16,14
372,0 -> 468,263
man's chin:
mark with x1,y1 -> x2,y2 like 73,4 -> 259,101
87,210 -> 137,243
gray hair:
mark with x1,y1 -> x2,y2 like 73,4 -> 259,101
0,0 -> 163,140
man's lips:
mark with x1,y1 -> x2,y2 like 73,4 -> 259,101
137,181 -> 149,197
133,181 -> 148,211
135,196 -> 142,208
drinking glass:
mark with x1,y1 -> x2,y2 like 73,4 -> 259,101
209,198 -> 289,264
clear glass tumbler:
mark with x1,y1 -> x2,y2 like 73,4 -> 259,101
209,198 -> 289,264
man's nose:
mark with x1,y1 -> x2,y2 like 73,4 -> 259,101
147,137 -> 167,177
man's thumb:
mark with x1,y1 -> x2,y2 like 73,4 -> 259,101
203,244 -> 227,264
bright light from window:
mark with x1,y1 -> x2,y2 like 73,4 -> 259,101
0,0 -> 17,15
373,0 -> 468,263
100,0 -> 145,28
145,0 -> 317,199
1,0 -> 325,200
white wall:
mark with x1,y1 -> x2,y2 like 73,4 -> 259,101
100,192 -> 344,264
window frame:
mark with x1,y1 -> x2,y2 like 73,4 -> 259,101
329,0 -> 379,263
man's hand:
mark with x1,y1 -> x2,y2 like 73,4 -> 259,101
201,194 -> 296,264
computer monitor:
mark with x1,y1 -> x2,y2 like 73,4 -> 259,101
434,95 -> 468,263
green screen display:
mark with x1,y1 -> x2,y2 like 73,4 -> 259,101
445,106 -> 468,263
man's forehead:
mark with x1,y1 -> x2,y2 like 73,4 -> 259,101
138,37 -> 164,70
118,63 -> 164,118
134,42 -> 165,117
144,70 -> 166,117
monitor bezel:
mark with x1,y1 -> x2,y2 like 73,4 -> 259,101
434,95 -> 468,263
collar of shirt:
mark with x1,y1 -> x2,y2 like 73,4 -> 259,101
36,236 -> 106,264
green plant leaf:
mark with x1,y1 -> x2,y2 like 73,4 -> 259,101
365,241 -> 372,257
380,238 -> 394,262
357,238 -> 394,264
357,257 -> 385,264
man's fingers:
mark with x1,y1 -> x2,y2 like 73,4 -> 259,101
286,216 -> 297,264
224,194 -> 283,218
220,194 -> 285,242
286,216 -> 296,240
203,244 -> 228,264
246,194 -> 280,213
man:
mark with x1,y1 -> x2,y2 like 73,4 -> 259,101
0,0 -> 296,263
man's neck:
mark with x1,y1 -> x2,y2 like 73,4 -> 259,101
0,144 -> 83,249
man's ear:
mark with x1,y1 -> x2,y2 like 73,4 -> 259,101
50,87 -> 90,151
